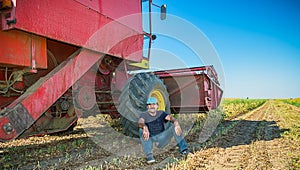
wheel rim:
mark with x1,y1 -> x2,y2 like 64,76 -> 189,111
76,86 -> 96,110
150,89 -> 166,111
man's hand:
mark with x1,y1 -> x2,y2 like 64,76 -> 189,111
174,121 -> 182,136
166,115 -> 182,136
138,118 -> 150,140
142,126 -> 150,141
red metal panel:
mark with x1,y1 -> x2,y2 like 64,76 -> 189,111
75,0 -> 142,32
200,74 -> 206,107
8,0 -> 143,62
100,0 -> 142,32
0,30 -> 47,68
158,75 -> 201,108
155,66 -> 223,113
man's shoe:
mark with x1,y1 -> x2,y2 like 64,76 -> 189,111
181,149 -> 190,156
146,154 -> 156,164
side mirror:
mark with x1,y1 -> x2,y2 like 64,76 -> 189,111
160,4 -> 167,20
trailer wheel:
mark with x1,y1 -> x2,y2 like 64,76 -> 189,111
117,73 -> 170,137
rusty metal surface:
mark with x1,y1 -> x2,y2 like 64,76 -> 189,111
6,104 -> 34,134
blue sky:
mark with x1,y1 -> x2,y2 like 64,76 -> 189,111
146,0 -> 300,99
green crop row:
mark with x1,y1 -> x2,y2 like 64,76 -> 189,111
280,98 -> 300,107
221,98 -> 267,119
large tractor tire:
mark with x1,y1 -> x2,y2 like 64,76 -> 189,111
117,72 -> 170,137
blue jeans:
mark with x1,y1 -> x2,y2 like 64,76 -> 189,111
139,123 -> 188,156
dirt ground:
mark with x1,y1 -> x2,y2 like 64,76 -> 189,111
1,100 -> 299,169
171,100 -> 300,170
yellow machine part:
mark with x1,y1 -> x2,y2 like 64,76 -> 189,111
129,59 -> 149,69
150,89 -> 166,111
1,0 -> 12,9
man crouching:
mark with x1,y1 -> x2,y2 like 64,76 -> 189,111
138,97 -> 190,164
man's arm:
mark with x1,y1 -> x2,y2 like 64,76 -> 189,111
138,118 -> 150,141
165,114 -> 182,136
138,117 -> 146,129
165,114 -> 179,125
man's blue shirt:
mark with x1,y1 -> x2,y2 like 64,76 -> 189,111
139,110 -> 168,136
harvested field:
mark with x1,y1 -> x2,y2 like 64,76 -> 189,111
1,100 -> 299,169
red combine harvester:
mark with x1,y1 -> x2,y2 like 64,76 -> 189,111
0,0 -> 222,141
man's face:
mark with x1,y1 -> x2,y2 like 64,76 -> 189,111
147,103 -> 158,113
